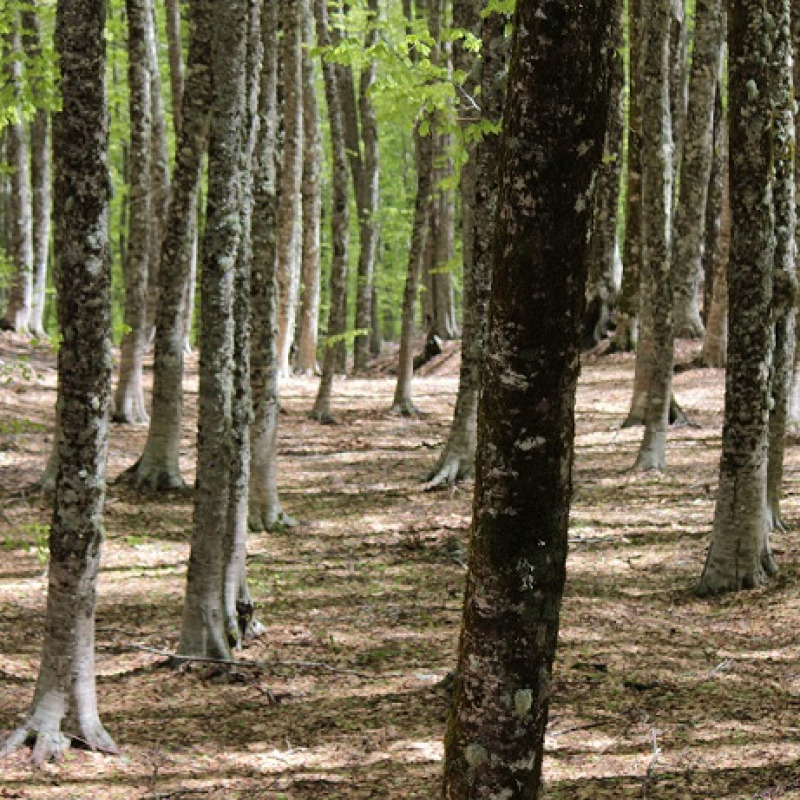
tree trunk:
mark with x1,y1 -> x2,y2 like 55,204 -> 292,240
178,0 -> 249,660
117,0 -> 212,490
114,0 -> 153,426
1,17 -> 34,336
310,0 -> 350,423
165,0 -> 185,135
633,0 -> 674,471
671,0 -> 725,338
275,0 -> 304,378
441,2 -> 611,795
1,0 -> 117,763
21,6 -> 51,339
427,2 -> 506,488
295,0 -> 323,377
698,0 -> 782,594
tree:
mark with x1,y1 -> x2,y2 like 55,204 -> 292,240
1,0 -> 117,762
178,0 -> 250,659
698,0 -> 788,594
441,1 -> 611,796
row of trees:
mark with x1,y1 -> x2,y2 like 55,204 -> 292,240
1,0 -> 799,796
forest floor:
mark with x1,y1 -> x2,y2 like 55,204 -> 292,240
2,334 -> 800,799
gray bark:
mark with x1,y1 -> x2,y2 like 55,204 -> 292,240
117,0 -> 212,490
698,0 -> 783,594
441,1 -> 611,794
1,0 -> 116,763
165,0 -> 184,136
671,0 -> 725,338
249,0 -> 293,532
114,0 -> 153,426
633,0 -> 674,471
178,0 -> 249,660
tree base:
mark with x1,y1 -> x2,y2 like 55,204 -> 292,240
424,453 -> 474,490
248,508 -> 298,533
390,400 -> 420,417
115,458 -> 187,491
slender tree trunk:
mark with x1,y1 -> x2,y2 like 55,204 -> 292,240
671,0 -> 725,338
117,0 -> 212,490
21,6 -> 51,339
249,0 -> 294,532
442,2 -> 611,794
1,0 -> 117,763
114,0 -> 153,426
427,1 -> 506,488
295,0 -> 323,377
1,17 -> 34,336
275,0 -> 304,378
310,0 -> 350,422
698,0 -> 782,594
178,0 -> 249,660
165,0 -> 185,135
634,0 -> 674,471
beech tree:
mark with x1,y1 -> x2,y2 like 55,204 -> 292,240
442,0 -> 611,796
1,0 -> 117,762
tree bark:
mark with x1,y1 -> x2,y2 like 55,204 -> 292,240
295,0 -> 323,377
178,0 -> 249,660
1,0 -> 117,763
633,0 -> 674,471
117,0 -> 212,490
442,1 -> 611,795
310,0 -> 350,423
114,0 -> 153,426
698,0 -> 783,594
671,0 -> 725,338
165,0 -> 185,136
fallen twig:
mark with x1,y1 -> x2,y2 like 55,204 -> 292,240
99,642 -> 374,679
642,727 -> 662,799
549,720 -> 607,737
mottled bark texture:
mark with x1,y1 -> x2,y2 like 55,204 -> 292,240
249,0 -> 293,532
427,3 -> 506,488
178,0 -> 249,660
295,0 -> 323,376
698,0 -> 783,594
441,1 -> 610,797
118,0 -> 212,489
671,0 -> 724,339
114,0 -> 153,426
1,0 -> 116,763
165,0 -> 184,136
1,17 -> 34,335
765,0 -> 796,534
610,0 -> 641,353
21,6 -> 51,338
275,0 -> 304,378
633,0 -> 674,471
583,0 -> 624,350
311,0 -> 350,422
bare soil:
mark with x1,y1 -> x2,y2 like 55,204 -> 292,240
2,333 -> 800,799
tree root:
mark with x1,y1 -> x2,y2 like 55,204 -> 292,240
2,718 -> 118,766
423,454 -> 473,491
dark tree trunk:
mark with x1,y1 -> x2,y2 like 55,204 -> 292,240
178,0 -> 249,660
117,0 -> 212,490
1,0 -> 116,763
698,0 -> 783,594
442,2 -> 611,796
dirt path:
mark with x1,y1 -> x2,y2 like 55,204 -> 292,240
2,335 -> 800,799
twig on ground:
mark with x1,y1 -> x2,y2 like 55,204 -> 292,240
100,642 -> 375,679
549,720 -> 607,737
642,727 -> 662,799
704,658 -> 733,679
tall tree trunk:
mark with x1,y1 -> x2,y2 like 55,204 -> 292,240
442,1 -> 611,794
114,0 -> 153,426
310,0 -> 350,422
275,0 -> 304,378
178,0 -> 249,660
295,0 -> 323,377
633,0 -> 674,470
671,0 -> 725,338
249,0 -> 293,532
1,0 -> 117,763
165,0 -> 185,135
427,1 -> 506,488
698,0 -> 782,594
1,17 -> 34,336
583,0 -> 625,350
117,0 -> 213,490
21,6 -> 51,339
